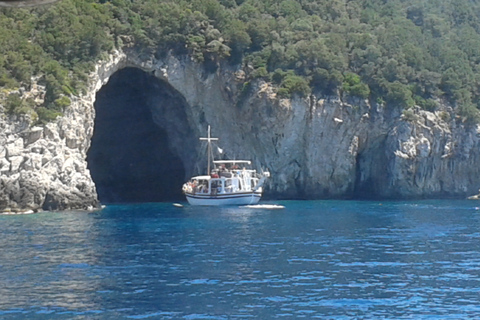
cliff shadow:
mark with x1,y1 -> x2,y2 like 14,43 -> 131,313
353,135 -> 389,199
87,67 -> 194,204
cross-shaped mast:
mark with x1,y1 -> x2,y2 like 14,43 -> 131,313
199,125 -> 218,175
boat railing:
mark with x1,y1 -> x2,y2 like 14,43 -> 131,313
183,160 -> 268,195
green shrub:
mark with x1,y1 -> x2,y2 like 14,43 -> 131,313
54,96 -> 71,110
36,107 -> 63,124
277,88 -> 290,98
385,81 -> 415,108
5,94 -> 23,114
61,85 -> 74,96
415,96 -> 438,111
376,97 -> 385,106
439,111 -> 450,122
4,94 -> 36,117
342,73 -> 370,99
270,69 -> 310,97
311,68 -> 343,94
457,104 -> 480,124
281,73 -> 311,97
402,109 -> 418,122
271,69 -> 285,85
0,73 -> 19,89
251,67 -> 268,79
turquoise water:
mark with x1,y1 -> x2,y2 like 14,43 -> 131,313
1,200 -> 480,319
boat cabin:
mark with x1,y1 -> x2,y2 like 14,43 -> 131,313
186,160 -> 261,195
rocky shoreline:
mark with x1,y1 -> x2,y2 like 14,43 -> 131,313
2,50 -> 480,211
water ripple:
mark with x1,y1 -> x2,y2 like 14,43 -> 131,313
0,201 -> 480,318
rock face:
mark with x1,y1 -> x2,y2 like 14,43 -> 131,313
2,49 -> 480,211
138,54 -> 480,200
382,111 -> 480,199
0,99 -> 98,211
0,50 -> 127,212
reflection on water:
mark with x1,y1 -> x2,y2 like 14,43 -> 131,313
1,201 -> 480,318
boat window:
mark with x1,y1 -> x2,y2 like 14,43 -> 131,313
209,178 -> 225,194
224,179 -> 233,193
196,179 -> 208,193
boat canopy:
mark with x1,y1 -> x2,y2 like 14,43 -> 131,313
191,175 -> 211,180
213,160 -> 251,165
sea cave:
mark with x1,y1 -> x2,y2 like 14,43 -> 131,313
87,67 -> 195,203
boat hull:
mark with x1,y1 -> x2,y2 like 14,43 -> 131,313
185,192 -> 261,206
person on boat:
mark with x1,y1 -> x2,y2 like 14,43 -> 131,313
190,180 -> 198,193
219,165 -> 232,178
211,180 -> 220,195
198,183 -> 207,193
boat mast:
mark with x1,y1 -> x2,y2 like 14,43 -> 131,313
199,125 -> 218,174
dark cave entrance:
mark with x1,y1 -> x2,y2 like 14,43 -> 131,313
87,67 -> 193,204
352,136 -> 389,200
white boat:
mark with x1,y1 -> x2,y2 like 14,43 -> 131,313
182,126 -> 270,206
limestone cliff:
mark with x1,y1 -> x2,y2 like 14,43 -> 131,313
0,96 -> 98,211
2,49 -> 480,211
0,51 -> 127,212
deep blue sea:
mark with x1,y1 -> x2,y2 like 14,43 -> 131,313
2,200 -> 480,319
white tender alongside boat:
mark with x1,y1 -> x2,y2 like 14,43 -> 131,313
182,126 -> 270,206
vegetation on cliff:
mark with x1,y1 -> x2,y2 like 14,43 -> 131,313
2,0 -> 480,123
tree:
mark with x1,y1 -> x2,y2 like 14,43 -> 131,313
224,19 -> 251,62
342,73 -> 370,99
